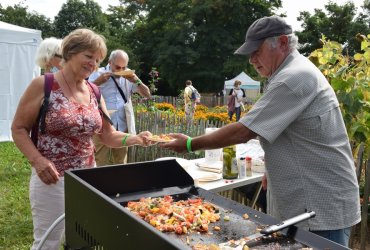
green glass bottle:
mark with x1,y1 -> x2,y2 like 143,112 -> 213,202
222,145 -> 238,179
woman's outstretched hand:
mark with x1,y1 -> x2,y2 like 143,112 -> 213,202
137,131 -> 155,147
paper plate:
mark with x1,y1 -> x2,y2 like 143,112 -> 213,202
113,70 -> 135,76
251,159 -> 265,173
251,164 -> 266,173
196,173 -> 222,182
148,136 -> 175,143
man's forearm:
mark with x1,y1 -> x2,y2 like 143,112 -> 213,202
191,122 -> 255,151
136,80 -> 151,98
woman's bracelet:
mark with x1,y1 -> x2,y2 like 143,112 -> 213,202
186,137 -> 193,153
122,134 -> 130,146
135,79 -> 142,86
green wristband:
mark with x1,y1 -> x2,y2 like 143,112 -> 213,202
122,134 -> 130,146
186,137 -> 193,153
135,79 -> 142,86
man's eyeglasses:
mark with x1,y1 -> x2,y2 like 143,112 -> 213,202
112,63 -> 127,71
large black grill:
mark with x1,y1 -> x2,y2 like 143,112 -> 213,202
64,159 -> 348,250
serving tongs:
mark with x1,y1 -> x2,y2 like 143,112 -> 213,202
219,211 -> 316,249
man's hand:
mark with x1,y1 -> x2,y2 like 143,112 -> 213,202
160,133 -> 189,153
262,173 -> 268,190
94,72 -> 111,85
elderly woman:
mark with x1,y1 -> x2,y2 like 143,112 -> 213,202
11,29 -> 153,250
35,37 -> 63,73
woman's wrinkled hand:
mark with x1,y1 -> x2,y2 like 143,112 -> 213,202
137,131 -> 155,147
159,133 -> 189,153
32,156 -> 60,185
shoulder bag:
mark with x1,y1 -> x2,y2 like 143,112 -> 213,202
111,76 -> 136,135
227,90 -> 236,113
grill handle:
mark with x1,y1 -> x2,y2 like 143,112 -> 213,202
260,211 -> 316,235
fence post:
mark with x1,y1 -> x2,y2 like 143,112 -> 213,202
360,158 -> 370,250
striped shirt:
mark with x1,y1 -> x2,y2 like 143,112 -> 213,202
239,50 -> 361,230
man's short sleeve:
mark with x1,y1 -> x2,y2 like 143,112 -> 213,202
239,82 -> 310,143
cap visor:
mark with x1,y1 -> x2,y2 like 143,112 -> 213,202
234,40 -> 263,55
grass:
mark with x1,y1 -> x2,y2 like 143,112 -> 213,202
0,142 -> 33,249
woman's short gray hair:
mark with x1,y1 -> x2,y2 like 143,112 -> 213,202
35,37 -> 62,68
266,34 -> 298,51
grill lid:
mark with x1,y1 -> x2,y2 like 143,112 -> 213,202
72,159 -> 194,195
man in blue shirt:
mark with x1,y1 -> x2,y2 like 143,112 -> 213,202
89,50 -> 151,165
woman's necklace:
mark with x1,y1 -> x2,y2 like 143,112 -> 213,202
61,70 -> 80,102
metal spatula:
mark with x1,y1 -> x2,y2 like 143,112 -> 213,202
219,211 -> 316,249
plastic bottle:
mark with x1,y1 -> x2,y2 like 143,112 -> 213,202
246,156 -> 252,177
222,145 -> 238,179
238,157 -> 246,179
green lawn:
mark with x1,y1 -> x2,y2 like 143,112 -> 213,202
0,142 -> 33,249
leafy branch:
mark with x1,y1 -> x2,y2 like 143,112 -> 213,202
309,34 -> 370,152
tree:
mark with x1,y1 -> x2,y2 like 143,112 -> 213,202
308,33 -> 370,149
53,0 -> 107,37
0,3 -> 54,38
1,0 -> 284,96
296,1 -> 370,56
121,0 -> 280,95
103,1 -> 142,69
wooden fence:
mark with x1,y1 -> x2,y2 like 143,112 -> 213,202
151,95 -> 225,108
127,111 -> 225,163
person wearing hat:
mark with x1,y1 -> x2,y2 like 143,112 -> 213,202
161,15 -> 360,247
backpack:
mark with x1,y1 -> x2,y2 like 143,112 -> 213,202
30,73 -> 112,146
190,86 -> 201,103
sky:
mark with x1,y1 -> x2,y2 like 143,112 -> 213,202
1,0 -> 365,31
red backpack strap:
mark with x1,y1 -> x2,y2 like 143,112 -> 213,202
87,81 -> 101,102
87,81 -> 113,125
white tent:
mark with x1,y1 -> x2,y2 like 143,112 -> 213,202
0,21 -> 42,141
224,72 -> 260,102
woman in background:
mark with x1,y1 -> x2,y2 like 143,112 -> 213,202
228,80 -> 245,121
35,37 -> 63,73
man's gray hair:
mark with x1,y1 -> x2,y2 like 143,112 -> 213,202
266,34 -> 298,52
109,49 -> 129,63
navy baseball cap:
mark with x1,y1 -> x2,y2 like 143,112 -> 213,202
234,15 -> 292,55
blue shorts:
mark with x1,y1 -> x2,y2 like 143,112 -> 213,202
310,227 -> 351,247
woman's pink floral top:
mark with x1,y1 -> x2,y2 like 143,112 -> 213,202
37,79 -> 103,176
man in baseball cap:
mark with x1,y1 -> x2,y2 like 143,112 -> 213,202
162,15 -> 360,248
235,15 -> 292,55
